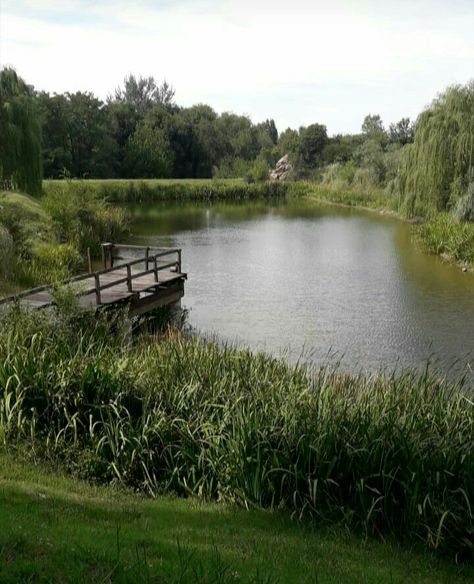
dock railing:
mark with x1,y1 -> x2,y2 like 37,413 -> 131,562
0,244 -> 184,308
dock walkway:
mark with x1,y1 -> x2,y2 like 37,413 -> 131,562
0,243 -> 186,317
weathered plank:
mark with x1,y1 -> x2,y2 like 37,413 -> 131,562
0,245 -> 187,317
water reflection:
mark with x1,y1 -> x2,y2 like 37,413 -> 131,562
127,199 -> 474,377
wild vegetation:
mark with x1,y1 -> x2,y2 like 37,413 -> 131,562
399,83 -> 474,218
0,69 -> 42,196
0,187 -> 128,292
43,178 -> 288,203
0,306 -> 472,560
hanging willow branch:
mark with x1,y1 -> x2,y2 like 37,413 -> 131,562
0,68 -> 42,196
399,81 -> 474,218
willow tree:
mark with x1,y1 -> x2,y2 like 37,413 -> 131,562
399,81 -> 474,217
0,68 -> 42,196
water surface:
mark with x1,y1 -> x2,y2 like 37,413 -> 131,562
128,199 -> 474,375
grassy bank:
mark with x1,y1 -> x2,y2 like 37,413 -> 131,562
292,183 -> 474,269
413,214 -> 474,268
1,306 -> 472,560
2,453 -> 473,584
42,178 -> 473,269
0,188 -> 129,294
288,182 -> 401,214
43,178 -> 289,203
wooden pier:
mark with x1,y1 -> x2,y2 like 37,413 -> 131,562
0,243 -> 186,317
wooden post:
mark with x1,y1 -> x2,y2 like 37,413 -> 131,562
153,256 -> 158,283
126,264 -> 132,292
145,246 -> 150,271
94,272 -> 101,305
86,248 -> 92,273
101,243 -> 113,269
101,244 -> 107,270
177,249 -> 182,273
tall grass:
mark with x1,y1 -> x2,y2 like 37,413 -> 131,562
413,214 -> 474,267
43,179 -> 289,203
0,306 -> 472,559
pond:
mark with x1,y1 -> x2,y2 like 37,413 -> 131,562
127,198 -> 474,376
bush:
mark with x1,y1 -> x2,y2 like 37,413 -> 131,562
42,182 -> 129,253
339,160 -> 356,184
23,242 -> 83,285
244,158 -> 270,183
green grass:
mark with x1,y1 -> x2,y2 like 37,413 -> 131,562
0,191 -> 50,220
413,214 -> 474,268
43,179 -> 289,203
288,183 -> 400,213
1,308 -> 472,559
1,453 -> 472,584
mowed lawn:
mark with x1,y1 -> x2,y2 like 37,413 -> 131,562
0,454 -> 472,583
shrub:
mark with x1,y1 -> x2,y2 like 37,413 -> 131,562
245,158 -> 270,183
0,191 -> 52,253
339,160 -> 356,184
42,182 -> 129,253
23,242 -> 83,285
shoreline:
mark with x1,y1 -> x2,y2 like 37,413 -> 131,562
294,186 -> 473,273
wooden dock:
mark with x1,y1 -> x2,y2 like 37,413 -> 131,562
0,243 -> 186,317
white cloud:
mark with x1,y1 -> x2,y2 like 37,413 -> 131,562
1,0 -> 473,133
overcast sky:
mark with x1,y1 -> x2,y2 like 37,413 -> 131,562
1,0 -> 473,135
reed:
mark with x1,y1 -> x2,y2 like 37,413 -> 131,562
42,179 -> 289,203
0,307 -> 472,559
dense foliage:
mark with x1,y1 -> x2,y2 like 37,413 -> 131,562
0,68 -> 42,195
0,306 -> 472,559
399,82 -> 474,217
35,74 -> 279,181
2,68 -> 472,229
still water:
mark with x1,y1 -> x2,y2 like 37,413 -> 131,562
128,199 -> 474,375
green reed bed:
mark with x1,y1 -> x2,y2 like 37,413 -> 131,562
0,307 -> 472,560
413,214 -> 474,268
43,179 -> 289,203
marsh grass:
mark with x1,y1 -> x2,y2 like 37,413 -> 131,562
0,306 -> 472,559
43,179 -> 289,203
413,214 -> 474,267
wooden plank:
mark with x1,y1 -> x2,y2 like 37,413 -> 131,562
0,246 -> 186,316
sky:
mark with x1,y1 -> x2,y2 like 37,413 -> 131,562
1,0 -> 473,135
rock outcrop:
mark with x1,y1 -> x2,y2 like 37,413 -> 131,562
270,154 -> 292,180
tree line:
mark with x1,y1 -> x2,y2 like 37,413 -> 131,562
1,68 -> 415,187
1,67 -> 472,221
